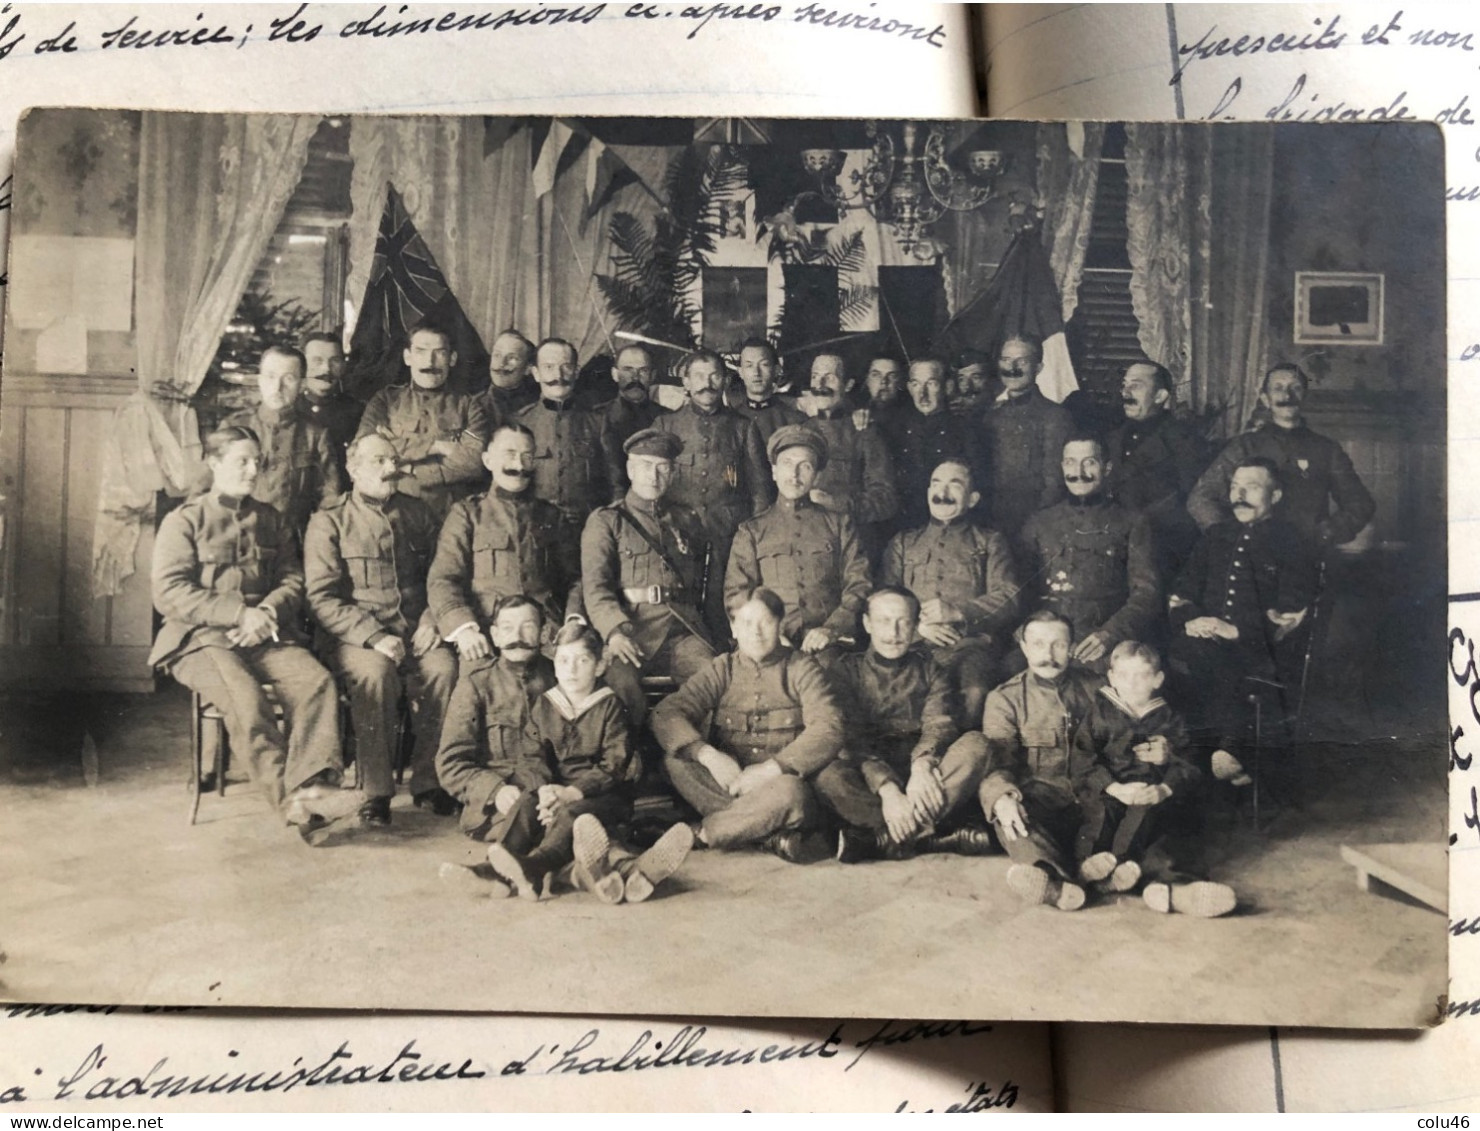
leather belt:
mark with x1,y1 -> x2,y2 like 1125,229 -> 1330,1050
623,585 -> 681,606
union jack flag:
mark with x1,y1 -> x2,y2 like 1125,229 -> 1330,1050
367,185 -> 449,342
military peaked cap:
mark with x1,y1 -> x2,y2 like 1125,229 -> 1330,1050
766,424 -> 828,470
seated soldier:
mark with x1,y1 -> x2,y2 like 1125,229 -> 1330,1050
1169,458 -> 1318,793
724,425 -> 870,659
151,425 -> 352,834
304,434 -> 458,824
980,610 -> 1103,912
479,622 -> 646,901
433,595 -> 557,898
651,587 -> 841,862
881,458 -> 1022,724
1068,641 -> 1236,917
579,428 -> 717,726
426,423 -> 580,665
815,587 -> 995,863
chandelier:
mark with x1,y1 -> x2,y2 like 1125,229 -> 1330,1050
799,122 -> 1007,260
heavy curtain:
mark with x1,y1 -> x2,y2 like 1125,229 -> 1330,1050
1037,121 -> 1104,325
346,118 -> 670,362
1125,122 -> 1273,434
93,112 -> 318,597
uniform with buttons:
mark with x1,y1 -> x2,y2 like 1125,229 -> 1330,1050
977,387 -> 1073,535
354,385 -> 491,519
304,490 -> 454,800
514,398 -> 622,525
222,404 -> 342,534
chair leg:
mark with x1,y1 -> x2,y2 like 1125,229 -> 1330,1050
1250,693 -> 1263,833
213,715 -> 228,798
188,691 -> 203,826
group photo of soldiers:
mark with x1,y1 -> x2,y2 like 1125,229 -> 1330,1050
0,111 -> 1447,1022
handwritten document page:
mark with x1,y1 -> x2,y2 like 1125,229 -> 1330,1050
981,1 -> 1479,1111
0,1 -> 1005,1115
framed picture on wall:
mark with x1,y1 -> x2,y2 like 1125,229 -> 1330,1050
1295,270 -> 1385,345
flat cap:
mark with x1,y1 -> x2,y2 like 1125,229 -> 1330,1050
624,428 -> 684,460
767,424 -> 828,469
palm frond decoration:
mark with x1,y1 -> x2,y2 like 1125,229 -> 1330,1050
838,282 -> 877,331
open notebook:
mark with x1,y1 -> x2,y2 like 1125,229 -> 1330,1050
0,1 -> 1472,1112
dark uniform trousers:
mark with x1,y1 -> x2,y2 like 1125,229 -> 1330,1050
483,790 -> 633,873
814,732 -> 989,839
580,493 -> 717,725
152,493 -> 342,815
332,645 -> 455,798
652,649 -> 841,848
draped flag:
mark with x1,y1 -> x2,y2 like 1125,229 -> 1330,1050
940,228 -> 1079,402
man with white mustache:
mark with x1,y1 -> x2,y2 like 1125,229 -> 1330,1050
426,424 -> 581,667
355,321 -> 491,522
305,434 -> 457,823
1187,363 -> 1375,549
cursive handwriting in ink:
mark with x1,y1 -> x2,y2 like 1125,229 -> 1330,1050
895,1080 -> 1019,1112
528,1023 -> 843,1075
1173,15 -> 1348,86
791,3 -> 946,48
845,1018 -> 996,1072
0,5 -> 24,59
99,13 -> 238,50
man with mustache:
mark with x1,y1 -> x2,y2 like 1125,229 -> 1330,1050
1187,363 -> 1375,549
579,428 -> 717,726
1104,359 -> 1209,579
602,343 -> 671,450
1018,436 -> 1161,669
818,587 -> 996,863
223,345 -> 343,536
728,337 -> 803,447
304,433 -> 458,823
1170,458 -> 1318,791
724,426 -> 870,658
655,349 -> 769,633
978,334 -> 1073,536
797,351 -> 900,553
948,347 -> 993,417
898,357 -> 977,531
426,424 -> 581,669
980,610 -> 1105,911
881,458 -> 1023,726
513,337 -> 623,527
296,332 -> 363,479
859,350 -> 912,452
477,329 -> 538,422
354,321 -> 491,522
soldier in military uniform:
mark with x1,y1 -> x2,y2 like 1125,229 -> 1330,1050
579,428 -> 717,726
949,347 -> 993,418
426,423 -> 580,665
881,457 -> 1023,725
296,332 -> 364,479
1105,359 -> 1209,578
1018,436 -> 1161,669
724,425 -> 870,657
304,434 -> 458,823
151,425 -> 351,832
223,344 -> 342,536
978,334 -> 1073,536
729,337 -> 803,447
434,595 -> 559,898
798,351 -> 900,554
1171,458 -> 1319,788
898,357 -> 977,531
355,322 -> 491,521
655,349 -> 769,631
1187,363 -> 1375,550
651,587 -> 840,860
603,343 -> 671,452
816,587 -> 995,863
859,351 -> 911,452
478,329 -> 538,423
514,338 -> 622,526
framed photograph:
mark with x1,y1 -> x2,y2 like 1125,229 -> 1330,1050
1295,270 -> 1385,345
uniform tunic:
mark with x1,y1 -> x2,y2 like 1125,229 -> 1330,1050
1187,421 -> 1376,546
724,496 -> 871,641
435,656 -> 557,838
478,378 -> 539,424
355,384 -> 490,517
514,398 -> 621,524
295,389 -> 364,478
222,405 -> 342,534
426,488 -> 579,636
730,392 -> 804,448
1106,410 -> 1207,574
653,404 -> 769,544
880,520 -> 1022,644
800,409 -> 900,527
603,396 -> 671,453
1018,495 -> 1161,651
304,490 -> 453,797
897,409 -> 979,529
978,387 -> 1073,534
151,492 -> 340,811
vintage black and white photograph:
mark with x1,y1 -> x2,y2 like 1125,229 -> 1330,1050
0,111 -> 1447,1026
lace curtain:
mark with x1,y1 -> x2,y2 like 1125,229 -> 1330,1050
1125,123 -> 1272,433
93,112 -> 317,597
1037,121 -> 1104,324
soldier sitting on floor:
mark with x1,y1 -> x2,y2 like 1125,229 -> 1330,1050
815,587 -> 996,864
651,587 -> 841,863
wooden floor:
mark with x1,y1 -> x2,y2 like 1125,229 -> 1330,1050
0,686 -> 1448,1028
